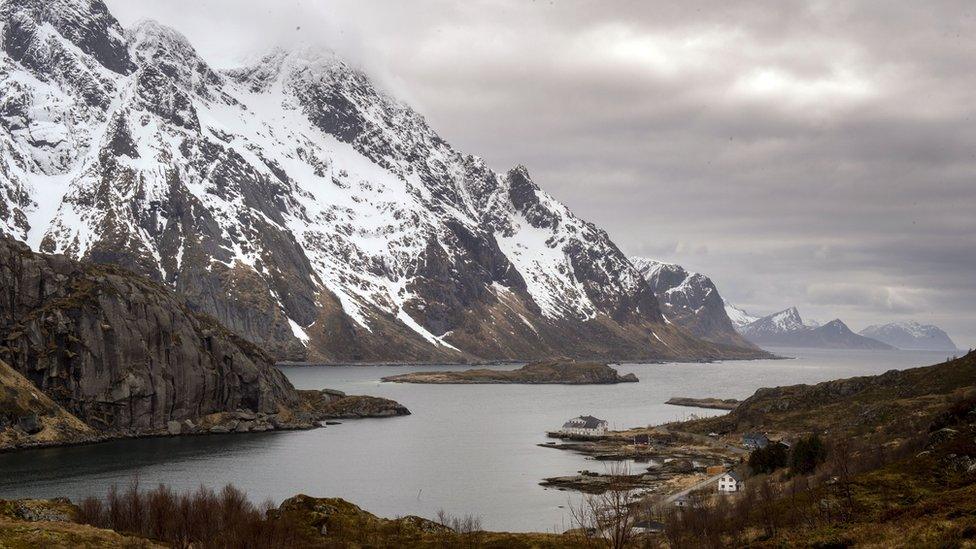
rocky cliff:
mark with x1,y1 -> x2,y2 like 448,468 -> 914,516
0,235 -> 298,437
0,0 -> 760,362
631,258 -> 761,350
0,356 -> 96,450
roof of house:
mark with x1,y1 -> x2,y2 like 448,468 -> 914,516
722,471 -> 743,482
562,415 -> 607,429
633,520 -> 665,531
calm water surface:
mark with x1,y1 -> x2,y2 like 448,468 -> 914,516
0,348 -> 952,531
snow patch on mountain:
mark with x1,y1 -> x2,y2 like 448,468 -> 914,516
723,299 -> 758,329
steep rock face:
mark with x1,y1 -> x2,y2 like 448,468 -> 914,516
0,1 -> 760,362
741,308 -> 893,350
631,258 -> 758,349
860,321 -> 959,351
0,356 -> 96,450
0,235 -> 297,434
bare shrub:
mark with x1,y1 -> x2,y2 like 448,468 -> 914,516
75,481 -> 306,549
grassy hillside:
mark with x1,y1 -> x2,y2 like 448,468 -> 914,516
682,350 -> 976,439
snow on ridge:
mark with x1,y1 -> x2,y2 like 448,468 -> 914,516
723,299 -> 758,328
0,3 -> 653,351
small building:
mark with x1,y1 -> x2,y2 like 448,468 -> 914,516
631,519 -> 665,534
559,415 -> 608,436
705,465 -> 726,476
742,432 -> 769,449
672,495 -> 689,508
717,471 -> 743,493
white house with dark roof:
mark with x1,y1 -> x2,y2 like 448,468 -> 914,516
717,471 -> 743,493
559,415 -> 608,436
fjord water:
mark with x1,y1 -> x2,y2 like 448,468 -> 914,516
0,348 -> 953,532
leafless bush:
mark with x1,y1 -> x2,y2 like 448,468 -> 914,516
435,509 -> 483,534
75,481 -> 305,548
568,462 -> 640,549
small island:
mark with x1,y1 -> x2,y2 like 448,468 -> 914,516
381,360 -> 639,384
665,396 -> 741,410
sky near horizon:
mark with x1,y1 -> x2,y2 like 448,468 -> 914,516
105,0 -> 976,347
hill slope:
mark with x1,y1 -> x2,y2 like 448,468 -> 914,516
684,350 -> 976,437
0,357 -> 95,450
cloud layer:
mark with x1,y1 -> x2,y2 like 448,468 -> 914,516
106,0 -> 976,347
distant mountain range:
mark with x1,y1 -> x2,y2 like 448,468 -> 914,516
739,307 -> 893,349
635,258 -> 961,353
723,304 -> 961,351
860,322 -> 959,351
631,258 -> 759,350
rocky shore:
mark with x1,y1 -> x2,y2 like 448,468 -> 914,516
381,360 -> 638,384
0,237 -> 410,453
665,396 -> 741,410
539,427 -> 743,494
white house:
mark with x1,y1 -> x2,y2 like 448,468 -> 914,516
559,415 -> 608,436
717,471 -> 743,493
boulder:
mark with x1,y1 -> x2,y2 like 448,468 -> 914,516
17,414 -> 42,435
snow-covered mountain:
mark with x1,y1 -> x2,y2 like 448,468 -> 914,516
742,307 -> 806,337
722,299 -> 759,330
860,322 -> 959,351
0,0 -> 763,362
741,307 -> 892,350
631,258 -> 759,349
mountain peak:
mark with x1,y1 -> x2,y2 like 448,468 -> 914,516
820,319 -> 850,332
0,0 -> 766,363
1,0 -> 134,75
631,258 -> 759,350
860,321 -> 959,351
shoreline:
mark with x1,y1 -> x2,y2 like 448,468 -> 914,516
278,353 -> 786,368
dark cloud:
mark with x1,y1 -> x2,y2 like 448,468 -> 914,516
106,0 -> 976,347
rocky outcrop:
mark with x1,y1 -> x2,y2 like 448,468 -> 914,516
631,258 -> 762,350
665,397 -> 740,410
297,389 -> 411,419
0,235 -> 298,436
303,393 -> 411,419
0,357 -> 97,450
381,359 -> 639,384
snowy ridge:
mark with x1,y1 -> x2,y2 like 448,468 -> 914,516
860,321 -> 959,351
0,1 -> 760,361
722,299 -> 758,329
631,257 -> 759,349
741,307 -> 893,350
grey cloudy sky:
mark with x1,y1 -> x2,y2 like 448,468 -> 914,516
106,0 -> 976,347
